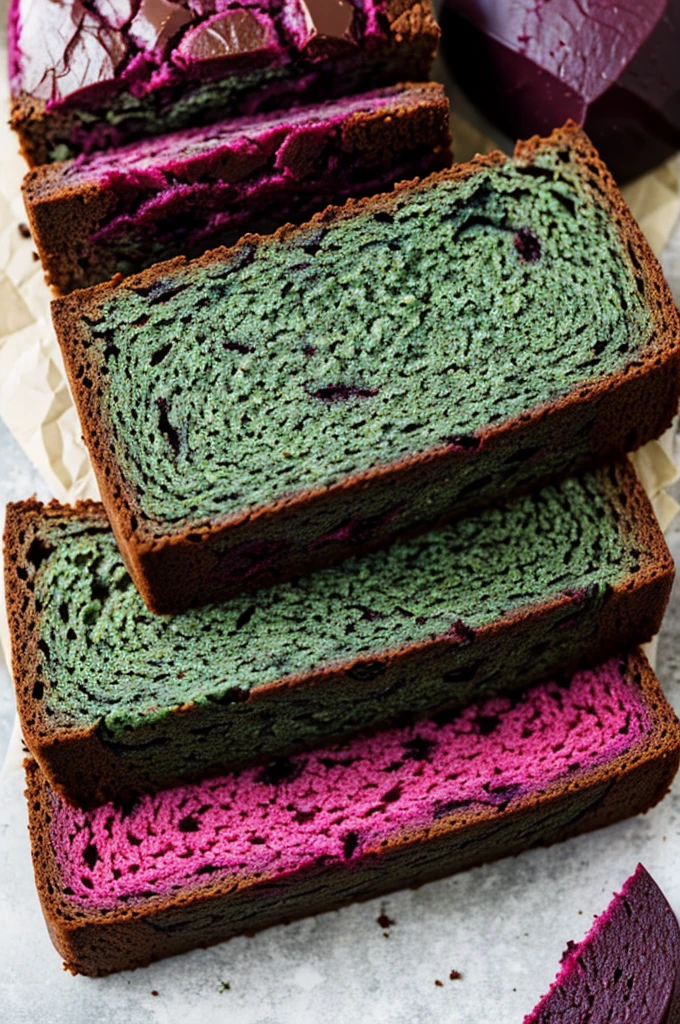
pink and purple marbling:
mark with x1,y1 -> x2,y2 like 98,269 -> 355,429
9,0 -> 388,110
25,83 -> 450,288
58,87 -> 420,186
50,660 -> 649,911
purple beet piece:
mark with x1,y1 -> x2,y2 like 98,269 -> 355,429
174,9 -> 281,70
128,0 -> 193,57
524,865 -> 680,1023
441,0 -> 680,182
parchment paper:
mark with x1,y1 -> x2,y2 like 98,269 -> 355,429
2,9 -> 680,1022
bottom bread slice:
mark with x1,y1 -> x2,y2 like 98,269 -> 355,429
26,651 -> 680,976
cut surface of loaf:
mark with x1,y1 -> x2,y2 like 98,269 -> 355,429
5,462 -> 674,806
26,652 -> 680,976
523,864 -> 680,1023
23,83 -> 452,293
51,124 -> 680,613
9,0 -> 439,165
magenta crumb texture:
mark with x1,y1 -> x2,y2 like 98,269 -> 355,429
49,660 -> 649,911
524,864 -> 680,1023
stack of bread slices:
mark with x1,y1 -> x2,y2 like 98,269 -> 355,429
5,0 -> 680,981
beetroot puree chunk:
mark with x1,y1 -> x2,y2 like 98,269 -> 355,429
51,660 -> 650,910
441,0 -> 680,182
524,865 -> 680,1023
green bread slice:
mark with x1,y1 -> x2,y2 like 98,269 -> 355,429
5,460 -> 673,806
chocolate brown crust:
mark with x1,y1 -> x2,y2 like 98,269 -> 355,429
50,123 -> 680,614
24,650 -> 680,976
22,82 -> 452,294
5,460 -> 676,807
10,1 -> 440,168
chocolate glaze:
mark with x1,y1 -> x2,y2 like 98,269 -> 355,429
297,0 -> 357,58
93,0 -> 134,31
175,10 -> 277,65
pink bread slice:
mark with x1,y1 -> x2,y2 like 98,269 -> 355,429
524,864 -> 680,1023
26,652 -> 680,976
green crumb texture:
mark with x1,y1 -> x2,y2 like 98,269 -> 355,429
33,471 -> 635,735
80,148 -> 653,530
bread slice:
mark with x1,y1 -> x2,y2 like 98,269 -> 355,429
440,0 -> 680,183
523,864 -> 680,1022
10,0 -> 439,166
6,461 -> 673,807
51,123 -> 680,613
25,651 -> 680,976
22,83 -> 452,293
